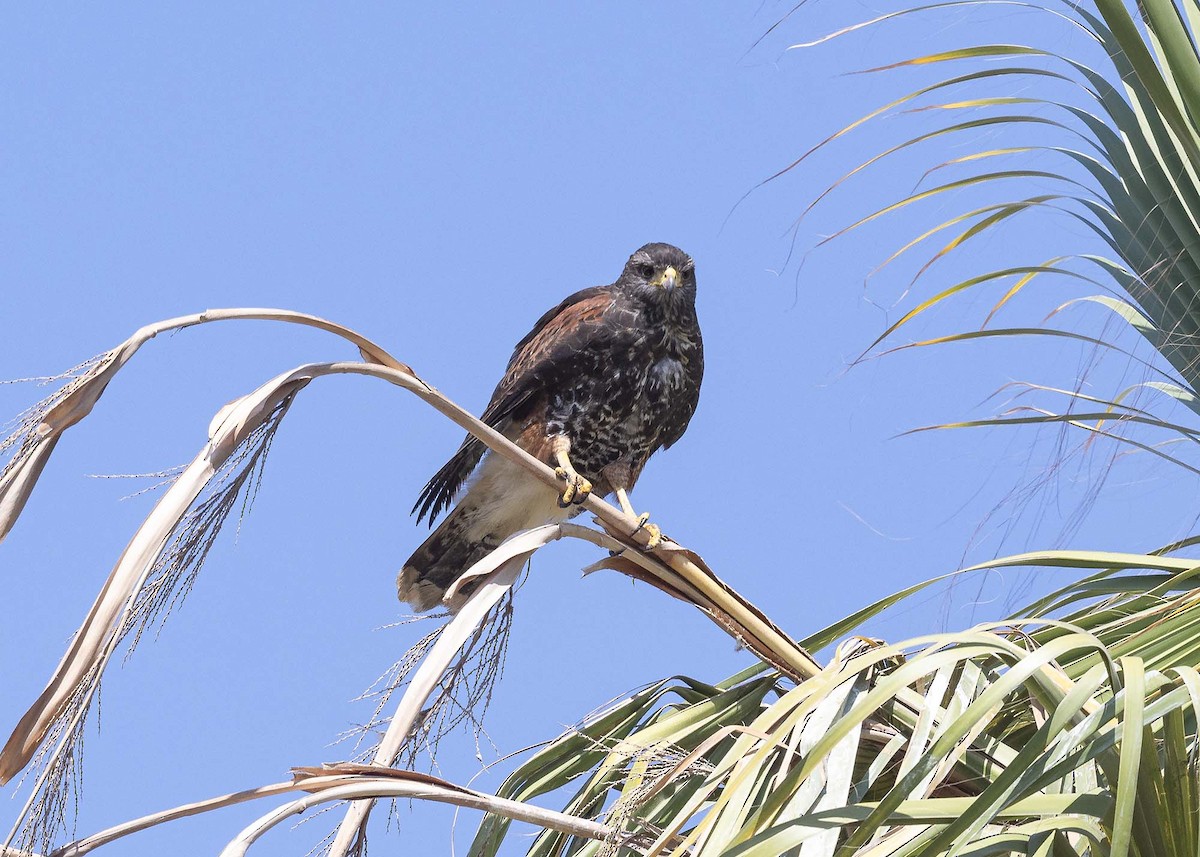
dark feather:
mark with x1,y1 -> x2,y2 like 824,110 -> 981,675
411,438 -> 486,525
412,285 -> 614,524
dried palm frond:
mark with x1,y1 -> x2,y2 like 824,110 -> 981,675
0,314 -> 820,855
39,764 -> 615,857
0,309 -> 405,549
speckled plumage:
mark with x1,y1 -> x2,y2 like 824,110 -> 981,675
398,243 -> 703,611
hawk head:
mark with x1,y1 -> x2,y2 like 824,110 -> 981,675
617,243 -> 696,305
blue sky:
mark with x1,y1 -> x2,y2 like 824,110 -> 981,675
2,3 -> 1194,855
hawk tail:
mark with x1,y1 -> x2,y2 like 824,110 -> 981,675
398,452 -> 571,612
397,495 -> 498,612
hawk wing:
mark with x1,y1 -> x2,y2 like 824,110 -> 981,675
412,285 -> 616,524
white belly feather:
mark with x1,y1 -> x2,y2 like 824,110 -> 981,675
460,452 -> 572,542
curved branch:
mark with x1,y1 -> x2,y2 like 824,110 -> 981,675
48,769 -> 610,857
0,308 -> 405,545
221,771 -> 612,857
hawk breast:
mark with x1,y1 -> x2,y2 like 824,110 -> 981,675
650,355 -> 687,391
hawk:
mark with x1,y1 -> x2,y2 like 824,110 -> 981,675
398,242 -> 703,611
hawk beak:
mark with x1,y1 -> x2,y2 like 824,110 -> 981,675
660,266 -> 679,292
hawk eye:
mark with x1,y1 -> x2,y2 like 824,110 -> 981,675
636,263 -> 655,278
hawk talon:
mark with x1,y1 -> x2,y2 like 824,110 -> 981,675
554,467 -> 592,507
634,513 -> 662,550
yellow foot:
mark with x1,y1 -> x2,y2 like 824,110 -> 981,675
635,512 -> 662,549
554,467 -> 592,507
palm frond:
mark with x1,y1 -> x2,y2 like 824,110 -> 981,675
477,547 -> 1200,857
785,1 -> 1200,479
